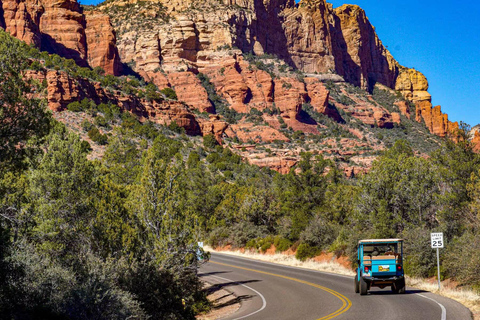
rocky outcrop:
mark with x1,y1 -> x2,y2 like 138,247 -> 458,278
225,123 -> 289,143
85,11 -> 121,75
395,101 -> 411,119
304,77 -> 342,121
273,77 -> 307,119
167,71 -> 213,113
1,0 -> 41,46
26,68 -> 202,135
415,101 -> 458,137
1,0 -> 121,74
331,4 -> 399,90
38,0 -> 87,66
198,115 -> 229,141
395,68 -> 431,103
207,57 -> 274,113
99,0 -> 414,93
471,125 -> 480,153
247,156 -> 298,174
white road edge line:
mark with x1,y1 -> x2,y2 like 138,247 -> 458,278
211,251 -> 353,279
209,274 -> 267,320
417,293 -> 447,320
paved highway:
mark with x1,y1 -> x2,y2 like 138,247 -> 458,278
199,252 -> 472,320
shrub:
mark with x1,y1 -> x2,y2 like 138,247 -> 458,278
274,236 -> 293,252
203,134 -> 218,149
81,119 -> 94,132
94,115 -> 108,127
258,236 -> 275,252
88,127 -> 108,145
246,239 -> 257,250
295,243 -> 319,261
167,121 -> 185,134
161,87 -> 178,100
300,216 -> 339,251
207,227 -> 230,248
402,227 -> 437,278
67,101 -> 83,112
444,232 -> 480,289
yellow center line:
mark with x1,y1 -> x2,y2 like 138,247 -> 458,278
210,261 -> 352,320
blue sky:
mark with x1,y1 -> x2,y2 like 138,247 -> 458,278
327,0 -> 480,127
80,0 -> 480,126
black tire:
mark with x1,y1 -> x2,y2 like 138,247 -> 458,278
360,276 -> 368,295
398,278 -> 406,294
391,284 -> 398,293
354,273 -> 359,293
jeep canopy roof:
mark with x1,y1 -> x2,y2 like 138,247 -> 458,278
358,239 -> 403,245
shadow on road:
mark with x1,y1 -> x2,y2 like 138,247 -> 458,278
198,271 -> 232,277
212,293 -> 256,309
206,279 -> 262,293
367,289 -> 429,296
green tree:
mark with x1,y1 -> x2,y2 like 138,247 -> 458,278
29,124 -> 95,258
0,30 -> 50,170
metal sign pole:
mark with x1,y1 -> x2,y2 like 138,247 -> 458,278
431,232 -> 443,291
436,247 -> 441,291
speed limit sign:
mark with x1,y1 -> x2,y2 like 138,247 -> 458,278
431,232 -> 444,248
431,232 -> 444,290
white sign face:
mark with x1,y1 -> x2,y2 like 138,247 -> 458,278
431,232 -> 444,248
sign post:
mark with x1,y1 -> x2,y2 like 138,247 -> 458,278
430,232 -> 444,290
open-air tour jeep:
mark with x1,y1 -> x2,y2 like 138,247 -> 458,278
354,239 -> 405,295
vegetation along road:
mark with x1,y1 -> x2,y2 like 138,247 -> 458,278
200,253 -> 472,320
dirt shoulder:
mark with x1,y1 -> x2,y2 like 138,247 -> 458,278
196,281 -> 241,320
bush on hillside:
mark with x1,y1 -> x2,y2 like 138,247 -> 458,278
295,243 -> 319,262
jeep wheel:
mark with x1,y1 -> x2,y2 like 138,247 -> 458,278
391,284 -> 398,293
354,273 -> 359,293
398,278 -> 406,294
360,276 -> 368,295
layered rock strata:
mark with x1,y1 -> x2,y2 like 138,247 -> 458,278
26,69 -> 201,135
0,0 -> 121,74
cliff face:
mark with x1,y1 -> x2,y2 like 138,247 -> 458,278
98,0 -> 410,91
0,0 -> 121,74
6,0 -> 467,173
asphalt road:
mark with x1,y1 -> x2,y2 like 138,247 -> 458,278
199,252 -> 472,320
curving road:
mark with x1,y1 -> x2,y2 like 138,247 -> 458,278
199,252 -> 472,320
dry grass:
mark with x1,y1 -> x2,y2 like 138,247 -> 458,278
206,246 -> 480,319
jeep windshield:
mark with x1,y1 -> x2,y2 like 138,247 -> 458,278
363,243 -> 398,256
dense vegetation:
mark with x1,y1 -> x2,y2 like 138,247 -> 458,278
3,28 -> 480,320
0,31 -> 206,319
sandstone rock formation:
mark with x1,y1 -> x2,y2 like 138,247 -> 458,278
470,125 -> 480,153
395,68 -> 431,103
331,4 -> 399,90
225,123 -> 289,143
0,0 -> 121,74
247,156 -> 298,175
26,68 -> 202,135
167,71 -> 213,113
98,0 -> 417,93
274,77 -> 307,119
85,11 -> 121,75
415,101 -> 458,137
395,101 -> 411,119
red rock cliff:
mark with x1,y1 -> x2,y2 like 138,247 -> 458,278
0,0 -> 121,74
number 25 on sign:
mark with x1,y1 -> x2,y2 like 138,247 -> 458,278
431,232 -> 444,248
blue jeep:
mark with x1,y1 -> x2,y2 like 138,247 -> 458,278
354,239 -> 405,295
